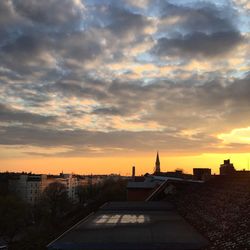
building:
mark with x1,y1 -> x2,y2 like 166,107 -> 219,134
193,168 -> 211,180
127,174 -> 203,201
127,181 -> 157,201
154,151 -> 161,174
55,173 -> 80,202
9,173 -> 85,204
8,173 -> 115,204
9,174 -> 49,204
220,159 -> 236,175
162,169 -> 192,179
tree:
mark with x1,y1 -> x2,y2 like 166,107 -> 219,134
95,178 -> 127,203
41,182 -> 71,224
76,185 -> 87,204
0,195 -> 30,243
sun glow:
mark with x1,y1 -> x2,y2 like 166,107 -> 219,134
218,127 -> 250,144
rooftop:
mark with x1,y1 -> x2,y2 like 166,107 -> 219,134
126,181 -> 156,189
47,201 -> 208,250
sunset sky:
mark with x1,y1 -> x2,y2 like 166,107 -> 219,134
0,0 -> 250,175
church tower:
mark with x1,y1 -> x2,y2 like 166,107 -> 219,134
154,151 -> 161,174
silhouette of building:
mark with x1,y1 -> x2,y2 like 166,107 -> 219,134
164,169 -> 192,179
154,151 -> 161,174
127,174 -> 203,201
220,159 -> 236,175
193,168 -> 211,180
127,181 -> 157,201
132,166 -> 135,180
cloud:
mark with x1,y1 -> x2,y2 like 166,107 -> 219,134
106,5 -> 152,37
12,0 -> 85,27
0,1 -> 15,27
124,0 -> 151,10
0,0 -> 249,157
50,80 -> 108,100
153,32 -> 243,58
153,31 -> 243,58
157,1 -> 237,33
56,30 -> 103,66
0,33 -> 57,76
0,124 -> 220,155
233,0 -> 250,11
92,107 -> 121,116
218,127 -> 250,145
0,103 -> 57,124
151,1 -> 244,58
2,74 -> 250,151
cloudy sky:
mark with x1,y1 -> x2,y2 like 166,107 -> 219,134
0,0 -> 250,174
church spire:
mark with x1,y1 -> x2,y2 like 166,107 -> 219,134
154,151 -> 161,174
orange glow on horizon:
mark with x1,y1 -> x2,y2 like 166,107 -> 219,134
1,153 -> 250,176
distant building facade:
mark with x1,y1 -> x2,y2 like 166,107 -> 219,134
8,173 -> 115,204
220,159 -> 236,175
9,174 -> 49,204
9,173 -> 89,204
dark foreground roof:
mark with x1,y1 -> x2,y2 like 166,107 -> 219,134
0,239 -> 7,250
47,201 -> 208,250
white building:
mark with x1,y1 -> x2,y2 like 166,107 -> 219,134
9,174 -> 85,204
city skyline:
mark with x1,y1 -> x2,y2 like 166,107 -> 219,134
0,0 -> 250,175
1,152 -> 250,176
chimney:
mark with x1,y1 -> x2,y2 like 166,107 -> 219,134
132,166 -> 135,179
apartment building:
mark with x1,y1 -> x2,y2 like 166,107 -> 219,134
9,173 -> 84,204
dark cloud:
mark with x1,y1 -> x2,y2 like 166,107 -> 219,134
106,6 -> 152,37
92,107 -> 121,115
0,125 -> 220,154
65,106 -> 87,117
0,1 -> 26,49
180,6 -> 236,34
157,1 -> 236,33
153,31 -> 243,57
143,75 -> 250,133
57,31 -> 103,65
2,34 -> 51,59
0,1 -> 14,26
152,1 -> 243,58
0,103 -> 57,124
12,0 -> 84,27
50,81 -> 108,100
0,33 -> 54,75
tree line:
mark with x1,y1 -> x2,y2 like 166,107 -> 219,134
0,176 -> 127,250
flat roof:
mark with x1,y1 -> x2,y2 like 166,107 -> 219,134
48,201 -> 208,250
127,182 -> 156,189
100,201 -> 174,211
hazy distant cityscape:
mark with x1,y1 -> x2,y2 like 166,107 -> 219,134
1,154 -> 250,249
